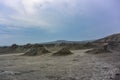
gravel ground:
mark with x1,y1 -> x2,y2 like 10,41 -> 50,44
0,49 -> 120,80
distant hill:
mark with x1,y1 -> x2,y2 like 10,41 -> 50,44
43,40 -> 93,44
95,33 -> 120,43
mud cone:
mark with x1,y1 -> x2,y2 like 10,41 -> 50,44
23,47 -> 50,56
53,48 -> 73,56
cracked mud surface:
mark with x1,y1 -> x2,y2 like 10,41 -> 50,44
0,49 -> 120,80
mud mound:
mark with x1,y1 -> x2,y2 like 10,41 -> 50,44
23,47 -> 50,56
90,33 -> 120,54
107,42 -> 120,52
86,41 -> 120,54
86,44 -> 111,54
52,48 -> 73,56
86,48 -> 110,54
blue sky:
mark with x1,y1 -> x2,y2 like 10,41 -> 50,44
0,0 -> 120,46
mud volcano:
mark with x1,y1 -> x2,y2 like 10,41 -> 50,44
86,42 -> 120,54
23,47 -> 50,56
53,48 -> 73,56
86,33 -> 120,54
86,44 -> 111,54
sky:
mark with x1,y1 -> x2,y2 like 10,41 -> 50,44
0,0 -> 120,46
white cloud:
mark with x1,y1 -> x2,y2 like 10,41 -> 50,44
0,0 -> 119,31
0,0 -> 58,30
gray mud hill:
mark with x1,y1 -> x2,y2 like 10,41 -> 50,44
95,33 -> 120,43
52,48 -> 73,56
23,47 -> 50,56
87,33 -> 120,54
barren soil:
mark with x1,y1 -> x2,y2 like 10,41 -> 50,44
0,49 -> 120,80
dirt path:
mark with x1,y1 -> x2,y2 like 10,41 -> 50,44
0,49 -> 120,80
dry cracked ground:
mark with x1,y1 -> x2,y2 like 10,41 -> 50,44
0,49 -> 120,80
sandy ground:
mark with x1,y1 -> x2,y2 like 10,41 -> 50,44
0,49 -> 120,80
